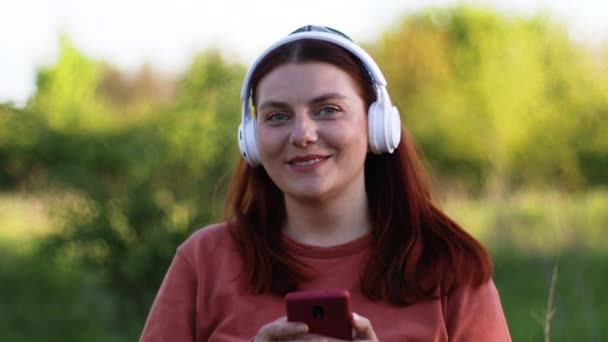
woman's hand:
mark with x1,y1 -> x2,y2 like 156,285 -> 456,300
348,312 -> 379,341
253,316 -> 323,342
253,313 -> 378,342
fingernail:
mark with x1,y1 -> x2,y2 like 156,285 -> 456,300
296,324 -> 308,332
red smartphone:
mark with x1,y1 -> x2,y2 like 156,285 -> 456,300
285,289 -> 353,341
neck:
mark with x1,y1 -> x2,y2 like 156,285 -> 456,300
283,183 -> 371,247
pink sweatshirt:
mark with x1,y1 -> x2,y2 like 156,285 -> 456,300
140,223 -> 511,341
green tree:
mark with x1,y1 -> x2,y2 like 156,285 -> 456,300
29,35 -> 111,131
32,46 -> 246,337
371,5 -> 608,193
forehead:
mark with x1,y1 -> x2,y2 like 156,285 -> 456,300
255,62 -> 362,103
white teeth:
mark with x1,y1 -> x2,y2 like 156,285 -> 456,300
293,158 -> 322,166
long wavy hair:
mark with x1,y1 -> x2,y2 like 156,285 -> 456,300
225,39 -> 492,305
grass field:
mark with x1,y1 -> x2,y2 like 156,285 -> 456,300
442,189 -> 608,341
1,189 -> 606,341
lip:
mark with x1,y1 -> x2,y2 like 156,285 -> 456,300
287,154 -> 329,163
286,154 -> 331,171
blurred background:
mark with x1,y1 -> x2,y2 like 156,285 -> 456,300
0,0 -> 606,341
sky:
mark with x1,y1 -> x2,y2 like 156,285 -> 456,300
1,0 -> 607,104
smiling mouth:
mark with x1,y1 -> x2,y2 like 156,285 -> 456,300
290,158 -> 324,166
287,155 -> 330,167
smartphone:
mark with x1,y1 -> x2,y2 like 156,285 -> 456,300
285,289 -> 353,341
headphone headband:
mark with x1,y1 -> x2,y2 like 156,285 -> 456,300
240,30 -> 388,103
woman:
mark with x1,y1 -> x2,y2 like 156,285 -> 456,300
140,25 -> 511,341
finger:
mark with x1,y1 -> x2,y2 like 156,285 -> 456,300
288,335 -> 329,342
267,332 -> 327,342
258,317 -> 309,339
263,323 -> 308,338
351,313 -> 378,340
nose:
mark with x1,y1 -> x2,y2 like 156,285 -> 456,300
290,113 -> 318,148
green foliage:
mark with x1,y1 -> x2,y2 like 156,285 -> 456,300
371,5 -> 608,193
29,35 -> 112,131
493,249 -> 608,341
441,189 -> 608,255
441,189 -> 608,340
0,241 -> 125,342
1,38 -> 245,337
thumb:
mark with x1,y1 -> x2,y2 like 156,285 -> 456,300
351,313 -> 378,340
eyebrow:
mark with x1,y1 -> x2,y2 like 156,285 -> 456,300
257,92 -> 348,112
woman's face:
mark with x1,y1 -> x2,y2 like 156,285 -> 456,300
255,62 -> 369,202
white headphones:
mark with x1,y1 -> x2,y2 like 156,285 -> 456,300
238,25 -> 401,167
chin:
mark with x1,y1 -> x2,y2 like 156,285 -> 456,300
283,185 -> 329,202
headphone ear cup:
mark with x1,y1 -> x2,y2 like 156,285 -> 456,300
387,106 -> 401,151
238,118 -> 261,166
367,101 -> 383,154
367,101 -> 401,154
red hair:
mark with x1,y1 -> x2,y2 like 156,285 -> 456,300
225,39 -> 492,305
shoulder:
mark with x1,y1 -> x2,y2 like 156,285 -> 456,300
182,222 -> 234,246
176,222 -> 238,265
443,278 -> 511,340
446,278 -> 502,308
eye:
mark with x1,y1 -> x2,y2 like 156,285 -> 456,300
266,112 -> 290,122
317,106 -> 340,117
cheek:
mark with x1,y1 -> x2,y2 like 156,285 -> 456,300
256,127 -> 284,160
337,117 -> 368,149
328,129 -> 368,161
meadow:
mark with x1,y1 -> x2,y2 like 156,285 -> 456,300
1,190 -> 606,341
